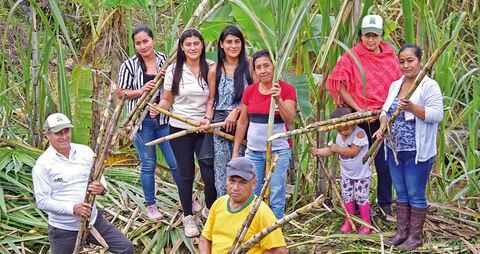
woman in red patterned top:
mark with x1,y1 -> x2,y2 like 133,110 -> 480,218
326,15 -> 402,217
233,50 -> 297,219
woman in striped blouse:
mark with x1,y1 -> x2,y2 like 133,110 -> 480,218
117,25 -> 178,220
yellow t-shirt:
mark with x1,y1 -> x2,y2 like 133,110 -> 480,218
201,195 -> 286,253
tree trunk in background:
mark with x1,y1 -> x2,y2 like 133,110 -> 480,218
91,44 -> 100,147
351,0 -> 361,39
90,9 -> 126,148
110,9 -> 126,85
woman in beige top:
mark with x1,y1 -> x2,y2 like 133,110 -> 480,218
154,29 -> 216,238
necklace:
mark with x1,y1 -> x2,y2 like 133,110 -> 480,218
258,83 -> 271,94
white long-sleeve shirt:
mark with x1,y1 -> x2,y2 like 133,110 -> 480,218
32,143 -> 106,231
380,75 -> 444,163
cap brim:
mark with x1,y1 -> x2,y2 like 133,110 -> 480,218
49,123 -> 73,133
227,169 -> 254,181
361,27 -> 383,35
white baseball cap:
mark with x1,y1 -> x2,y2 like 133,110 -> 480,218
44,113 -> 74,133
361,14 -> 383,35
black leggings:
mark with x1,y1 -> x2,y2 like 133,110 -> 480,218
169,126 -> 217,216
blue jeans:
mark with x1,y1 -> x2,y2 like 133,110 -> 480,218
133,116 -> 179,206
387,148 -> 434,208
246,148 -> 291,219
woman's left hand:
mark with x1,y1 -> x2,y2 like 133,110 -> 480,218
159,69 -> 166,78
198,118 -> 211,133
399,98 -> 414,111
224,110 -> 239,133
149,103 -> 160,118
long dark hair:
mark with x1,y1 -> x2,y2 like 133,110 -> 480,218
171,29 -> 208,96
132,25 -> 154,72
215,25 -> 252,104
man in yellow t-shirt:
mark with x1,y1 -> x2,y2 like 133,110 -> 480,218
199,157 -> 287,254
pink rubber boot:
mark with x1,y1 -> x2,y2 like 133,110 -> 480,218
357,203 -> 372,234
340,202 -> 355,234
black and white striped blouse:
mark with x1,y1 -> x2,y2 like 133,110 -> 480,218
118,51 -> 169,125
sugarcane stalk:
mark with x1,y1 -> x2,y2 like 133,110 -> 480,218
30,4 -> 40,147
305,110 -> 379,129
122,207 -> 140,235
196,0 -> 226,25
264,141 -> 273,205
228,154 -> 280,254
362,38 -> 453,164
73,98 -> 125,254
93,98 -> 126,180
148,103 -> 245,144
234,195 -> 325,254
94,82 -> 117,156
122,0 -> 223,135
128,108 -> 149,141
83,83 -> 117,219
145,121 -> 226,146
268,115 -> 377,141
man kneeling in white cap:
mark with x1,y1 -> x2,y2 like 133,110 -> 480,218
32,113 -> 133,254
199,157 -> 287,254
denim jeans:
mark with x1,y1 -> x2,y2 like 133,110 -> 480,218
387,148 -> 434,208
246,148 -> 291,219
133,116 -> 179,206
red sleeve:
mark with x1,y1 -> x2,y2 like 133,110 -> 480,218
280,81 -> 297,102
242,83 -> 255,106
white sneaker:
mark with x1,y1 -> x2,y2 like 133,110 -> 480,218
201,207 -> 210,219
146,204 -> 163,220
192,200 -> 202,213
182,215 -> 200,237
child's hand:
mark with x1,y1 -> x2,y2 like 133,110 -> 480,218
312,147 -> 332,157
329,143 -> 339,153
310,147 -> 319,156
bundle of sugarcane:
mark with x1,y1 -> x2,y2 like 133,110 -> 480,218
233,195 -> 325,254
122,0 -> 225,139
228,154 -> 280,254
148,103 -> 246,144
145,121 -> 226,146
362,38 -> 453,164
305,110 -> 379,129
268,115 -> 377,141
85,82 -> 117,200
73,96 -> 126,254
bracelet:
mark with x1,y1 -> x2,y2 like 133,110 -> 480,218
203,115 -> 212,121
